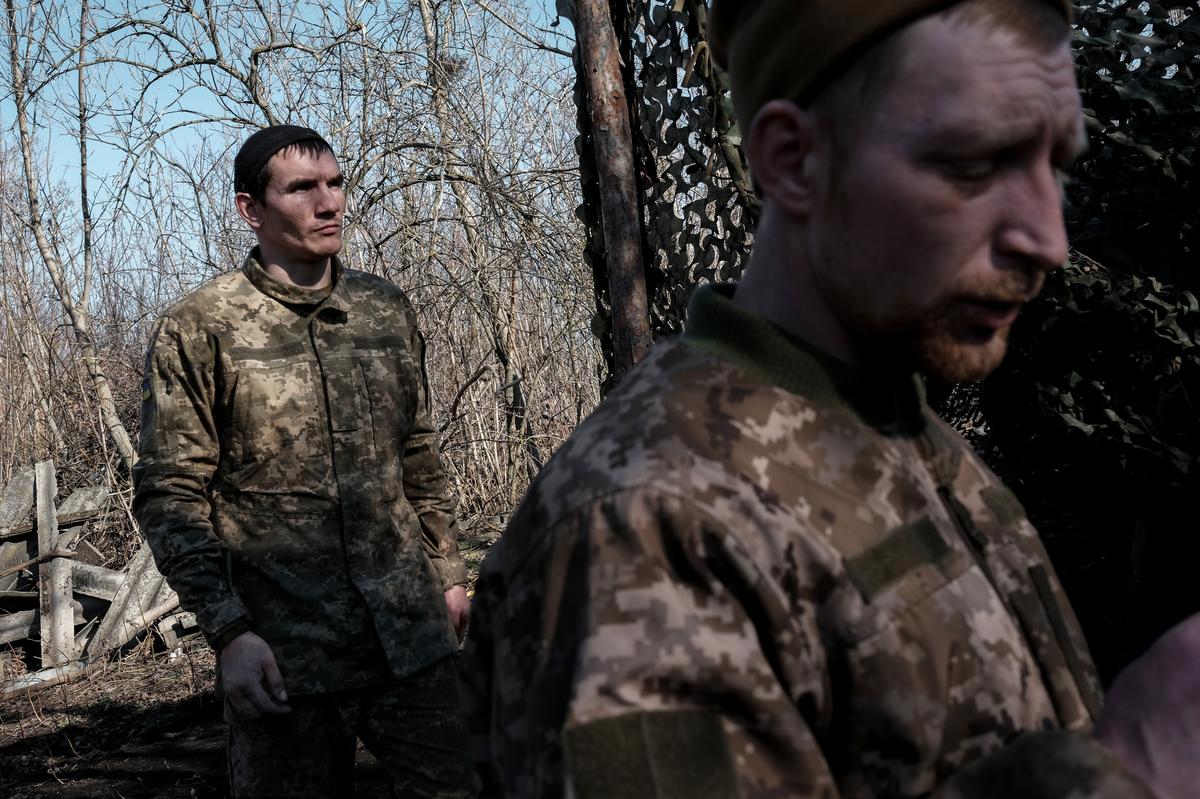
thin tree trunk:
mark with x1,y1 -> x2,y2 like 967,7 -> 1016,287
415,0 -> 542,496
4,0 -> 135,471
573,0 -> 652,378
0,289 -> 66,455
78,0 -> 93,313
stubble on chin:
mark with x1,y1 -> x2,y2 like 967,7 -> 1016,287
911,313 -> 1011,384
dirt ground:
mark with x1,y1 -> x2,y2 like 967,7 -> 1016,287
0,537 -> 493,797
0,638 -> 394,798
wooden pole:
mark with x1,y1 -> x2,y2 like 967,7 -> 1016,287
35,460 -> 76,666
574,0 -> 653,379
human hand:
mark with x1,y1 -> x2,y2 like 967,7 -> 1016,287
219,631 -> 291,721
445,585 -> 470,642
1095,611 -> 1200,799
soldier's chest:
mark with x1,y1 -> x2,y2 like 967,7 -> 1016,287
207,306 -> 420,476
786,427 -> 1102,793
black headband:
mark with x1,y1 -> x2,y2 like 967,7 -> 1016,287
234,125 -> 332,194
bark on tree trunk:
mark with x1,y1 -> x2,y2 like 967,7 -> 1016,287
4,0 -> 135,472
573,0 -> 652,380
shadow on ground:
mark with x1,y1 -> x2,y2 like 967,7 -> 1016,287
0,689 -> 392,798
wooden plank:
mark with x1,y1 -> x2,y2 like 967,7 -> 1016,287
56,486 -> 108,517
154,610 -> 197,650
0,603 -> 87,647
0,466 -> 35,533
0,540 -> 33,592
86,541 -> 175,656
75,538 -> 105,566
71,562 -> 124,601
0,467 -> 35,592
0,609 -> 37,645
36,460 -> 76,666
53,486 -> 109,549
1,508 -> 103,540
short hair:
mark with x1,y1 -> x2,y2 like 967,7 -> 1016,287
238,138 -> 334,202
809,0 -> 1072,153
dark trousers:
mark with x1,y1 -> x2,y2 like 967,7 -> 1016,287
226,655 -> 478,798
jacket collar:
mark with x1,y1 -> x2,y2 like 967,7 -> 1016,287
682,284 -> 926,431
241,248 -> 352,315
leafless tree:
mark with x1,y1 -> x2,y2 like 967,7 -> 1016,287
0,0 -> 595,549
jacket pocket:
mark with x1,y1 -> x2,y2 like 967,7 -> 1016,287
226,359 -> 328,494
357,349 -> 418,494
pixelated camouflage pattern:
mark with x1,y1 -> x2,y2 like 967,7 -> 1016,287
134,250 -> 465,695
226,655 -> 478,798
462,286 -> 1140,798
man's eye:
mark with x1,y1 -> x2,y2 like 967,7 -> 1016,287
950,158 -> 999,182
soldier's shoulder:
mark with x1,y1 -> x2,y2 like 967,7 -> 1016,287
341,269 -> 410,301
154,269 -> 251,332
511,339 -> 797,526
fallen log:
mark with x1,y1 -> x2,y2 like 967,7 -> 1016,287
71,562 -> 124,601
0,508 -> 104,540
86,542 -> 173,656
0,603 -> 85,646
0,595 -> 180,699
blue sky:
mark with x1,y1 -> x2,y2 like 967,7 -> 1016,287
1,0 -> 574,220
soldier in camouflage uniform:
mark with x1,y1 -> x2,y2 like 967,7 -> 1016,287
134,126 -> 477,798
461,1 -> 1200,797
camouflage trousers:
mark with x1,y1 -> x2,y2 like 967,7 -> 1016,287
226,655 -> 478,798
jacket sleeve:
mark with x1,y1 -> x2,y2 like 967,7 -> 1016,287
399,299 -> 467,590
132,316 -> 250,648
466,487 -> 841,799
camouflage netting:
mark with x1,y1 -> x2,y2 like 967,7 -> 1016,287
576,0 -> 758,376
618,0 -> 760,335
574,0 -> 1200,679
1069,1 -> 1199,291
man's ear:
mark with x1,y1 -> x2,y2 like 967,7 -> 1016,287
235,192 -> 263,231
747,99 -> 823,218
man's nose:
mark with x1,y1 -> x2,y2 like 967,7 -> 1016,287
315,185 -> 342,216
996,161 -> 1070,273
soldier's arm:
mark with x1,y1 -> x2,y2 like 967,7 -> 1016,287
397,297 -> 467,590
527,489 -> 839,799
132,316 -> 251,650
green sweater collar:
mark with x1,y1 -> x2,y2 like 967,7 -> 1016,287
682,284 -> 926,430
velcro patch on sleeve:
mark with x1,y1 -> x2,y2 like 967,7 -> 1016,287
565,709 -> 739,799
845,517 -> 950,601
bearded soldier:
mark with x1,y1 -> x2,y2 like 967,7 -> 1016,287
461,2 -> 1200,797
134,126 -> 477,798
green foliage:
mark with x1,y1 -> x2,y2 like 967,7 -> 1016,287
1069,2 -> 1199,288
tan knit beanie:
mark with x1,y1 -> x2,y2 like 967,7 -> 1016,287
710,0 -> 1074,133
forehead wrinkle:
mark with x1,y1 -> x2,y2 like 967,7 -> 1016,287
879,26 -> 1080,148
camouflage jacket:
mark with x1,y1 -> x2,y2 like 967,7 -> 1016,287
462,285 -> 1151,798
133,251 -> 465,695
